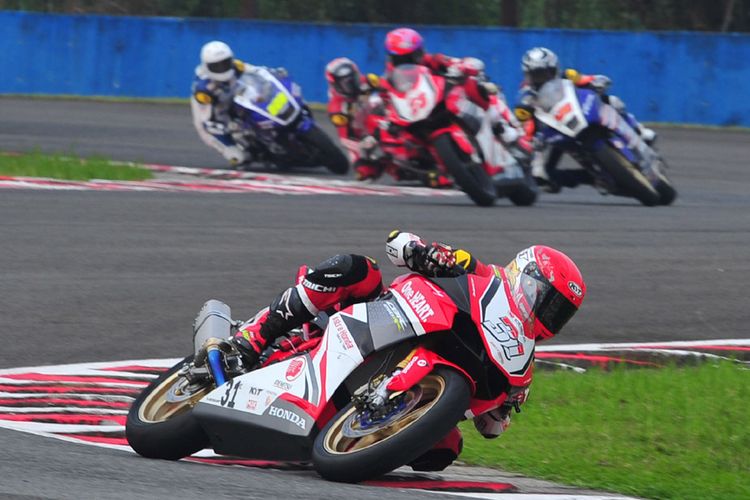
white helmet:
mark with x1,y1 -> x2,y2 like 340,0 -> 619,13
200,41 -> 235,82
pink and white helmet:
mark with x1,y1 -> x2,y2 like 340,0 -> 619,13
385,27 -> 424,56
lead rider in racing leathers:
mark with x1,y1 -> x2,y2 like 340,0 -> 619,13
221,230 -> 586,470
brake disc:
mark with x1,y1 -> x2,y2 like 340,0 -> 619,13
342,386 -> 423,438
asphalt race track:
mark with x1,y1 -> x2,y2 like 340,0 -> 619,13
1,97 -> 749,499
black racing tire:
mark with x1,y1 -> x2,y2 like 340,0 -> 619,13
507,169 -> 539,206
592,145 -> 660,206
126,355 -> 209,460
433,135 -> 497,207
312,367 -> 471,483
652,162 -> 677,205
301,124 -> 350,175
508,185 -> 538,206
655,177 -> 677,205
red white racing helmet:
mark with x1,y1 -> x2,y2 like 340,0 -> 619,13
200,41 -> 235,82
325,57 -> 362,99
505,245 -> 585,340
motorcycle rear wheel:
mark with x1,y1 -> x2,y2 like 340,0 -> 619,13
126,355 -> 209,460
593,145 -> 660,206
433,135 -> 496,207
312,367 -> 470,483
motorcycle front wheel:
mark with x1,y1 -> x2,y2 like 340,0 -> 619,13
126,355 -> 209,460
312,367 -> 470,483
433,135 -> 497,207
652,159 -> 677,205
592,145 -> 660,206
300,124 -> 350,175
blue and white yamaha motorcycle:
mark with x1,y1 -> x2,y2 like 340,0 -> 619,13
231,68 -> 349,174
533,78 -> 676,206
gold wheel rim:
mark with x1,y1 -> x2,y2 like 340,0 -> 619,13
138,371 -> 209,423
322,374 -> 446,455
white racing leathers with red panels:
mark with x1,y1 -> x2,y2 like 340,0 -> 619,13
192,236 -> 535,474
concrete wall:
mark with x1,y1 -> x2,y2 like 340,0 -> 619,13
1,11 -> 747,125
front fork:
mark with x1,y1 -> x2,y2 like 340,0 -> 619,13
354,346 -> 475,412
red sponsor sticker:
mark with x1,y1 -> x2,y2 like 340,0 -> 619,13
285,357 -> 305,381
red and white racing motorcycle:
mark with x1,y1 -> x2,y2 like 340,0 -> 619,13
377,64 -> 537,206
127,265 -> 541,483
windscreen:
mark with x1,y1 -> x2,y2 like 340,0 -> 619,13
389,64 -> 427,93
537,78 -> 565,113
236,73 -> 276,103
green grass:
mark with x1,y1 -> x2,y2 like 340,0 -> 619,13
0,151 -> 153,181
459,362 -> 750,500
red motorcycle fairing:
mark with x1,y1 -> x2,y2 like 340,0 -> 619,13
382,65 -> 446,126
428,124 -> 476,156
191,274 -> 460,460
467,271 -> 535,387
388,273 -> 459,335
192,272 -> 533,461
386,345 -> 475,394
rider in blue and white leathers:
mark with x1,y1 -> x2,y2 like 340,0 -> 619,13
514,47 -> 656,191
190,41 -> 254,166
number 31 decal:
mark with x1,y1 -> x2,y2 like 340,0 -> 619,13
220,378 -> 242,408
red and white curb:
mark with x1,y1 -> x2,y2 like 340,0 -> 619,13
0,162 -> 463,197
1,338 -> 746,499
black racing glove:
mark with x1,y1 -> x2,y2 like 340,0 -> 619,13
411,242 -> 460,277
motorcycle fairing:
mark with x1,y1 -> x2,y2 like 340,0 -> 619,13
534,79 -> 659,181
387,65 -> 444,124
389,274 -> 460,335
534,79 -> 590,138
193,278 -> 459,460
398,273 -> 534,386
233,67 -> 302,126
467,272 -> 535,386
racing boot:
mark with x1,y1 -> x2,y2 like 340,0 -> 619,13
354,160 -> 384,182
230,287 -> 314,368
610,98 -> 657,146
422,171 -> 454,189
638,125 -> 657,146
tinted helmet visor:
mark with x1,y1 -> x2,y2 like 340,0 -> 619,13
519,262 -> 578,336
527,67 -> 557,89
207,57 -> 233,74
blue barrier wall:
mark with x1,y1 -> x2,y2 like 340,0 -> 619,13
1,11 -> 748,126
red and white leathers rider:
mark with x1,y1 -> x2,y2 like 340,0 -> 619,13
383,28 -> 532,176
227,230 -> 586,470
325,57 -> 452,187
324,58 -> 393,182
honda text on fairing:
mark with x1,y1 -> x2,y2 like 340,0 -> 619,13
126,255 -> 577,482
531,78 -> 676,206
377,65 -> 536,206
230,67 -> 349,174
